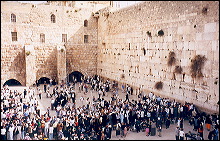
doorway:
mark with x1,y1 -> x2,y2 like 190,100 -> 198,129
68,71 -> 84,83
3,79 -> 22,86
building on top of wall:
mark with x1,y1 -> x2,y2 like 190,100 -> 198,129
1,1 -> 112,86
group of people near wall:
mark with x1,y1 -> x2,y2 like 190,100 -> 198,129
1,75 -> 219,140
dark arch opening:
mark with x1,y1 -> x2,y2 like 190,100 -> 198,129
3,79 -> 22,86
84,19 -> 88,27
68,71 -> 84,83
37,77 -> 50,85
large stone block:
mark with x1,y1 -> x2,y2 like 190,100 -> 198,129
204,22 -> 217,33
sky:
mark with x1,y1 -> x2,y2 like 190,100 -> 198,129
16,1 -> 141,8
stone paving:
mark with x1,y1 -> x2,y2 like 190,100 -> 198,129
8,84 -> 213,140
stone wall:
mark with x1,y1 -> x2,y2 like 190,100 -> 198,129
97,1 -> 219,113
1,44 -> 26,86
1,1 -> 219,113
1,1 -> 110,86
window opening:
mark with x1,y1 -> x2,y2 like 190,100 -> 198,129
11,13 -> 16,22
62,34 -> 67,43
84,20 -> 88,27
84,35 -> 88,43
51,14 -> 56,23
11,32 -> 17,41
40,33 -> 45,43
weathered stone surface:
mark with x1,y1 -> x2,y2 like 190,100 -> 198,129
1,1 -> 219,113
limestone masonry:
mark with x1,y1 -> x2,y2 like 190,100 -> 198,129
1,1 -> 219,114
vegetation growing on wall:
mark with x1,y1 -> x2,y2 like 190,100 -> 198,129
190,55 -> 207,78
26,51 -> 30,56
167,51 -> 176,66
214,77 -> 218,85
121,74 -> 125,79
155,81 -> 163,90
202,7 -> 208,15
146,31 -> 152,37
174,65 -> 183,74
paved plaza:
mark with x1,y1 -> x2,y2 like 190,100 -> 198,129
8,83 -> 213,140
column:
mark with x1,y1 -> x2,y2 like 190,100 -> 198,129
57,45 -> 67,84
25,44 -> 36,87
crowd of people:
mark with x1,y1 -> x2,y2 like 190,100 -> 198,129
1,75 -> 219,140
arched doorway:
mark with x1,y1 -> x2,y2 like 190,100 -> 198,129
68,71 -> 84,83
3,79 -> 22,86
37,77 -> 50,85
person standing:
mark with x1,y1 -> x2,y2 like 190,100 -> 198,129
146,123 -> 150,136
208,130 -> 214,140
8,125 -> 14,140
49,124 -> 54,140
121,122 -> 125,138
23,89 -> 27,99
198,124 -> 204,140
151,121 -> 156,136
124,125 -> 128,138
44,81 -> 47,93
24,133 -> 32,140
157,124 -> 162,137
175,126 -> 180,140
213,127 -> 219,140
38,88 -> 42,99
124,93 -> 130,102
49,79 -> 53,87
1,125 -> 7,140
179,128 -> 185,140
205,115 -> 212,131
116,121 -> 121,138
71,92 -> 76,104
166,118 -> 171,129
51,98 -> 55,110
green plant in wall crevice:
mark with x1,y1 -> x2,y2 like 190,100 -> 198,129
190,55 -> 207,79
26,51 -> 31,56
155,81 -> 163,90
167,51 -> 176,66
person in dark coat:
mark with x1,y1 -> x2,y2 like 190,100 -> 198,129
111,112 -> 117,128
173,105 -> 178,123
125,93 -> 130,102
193,117 -> 198,131
156,117 -> 162,128
104,124 -> 112,140
180,118 -> 184,129
23,89 -> 27,98
135,119 -> 141,133
97,127 -> 102,140
165,118 -> 171,129
208,130 -> 214,140
43,81 -> 47,93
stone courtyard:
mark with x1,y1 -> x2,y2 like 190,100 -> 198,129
8,84 -> 214,140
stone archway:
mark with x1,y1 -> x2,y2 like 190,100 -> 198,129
37,77 -> 50,85
68,71 -> 84,83
3,79 -> 22,86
